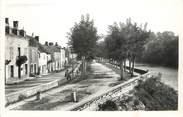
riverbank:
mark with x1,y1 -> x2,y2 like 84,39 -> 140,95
96,76 -> 178,111
135,62 -> 178,90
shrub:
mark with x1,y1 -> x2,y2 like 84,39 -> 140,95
16,55 -> 28,66
18,94 -> 27,101
134,77 -> 178,110
98,100 -> 118,111
29,73 -> 36,77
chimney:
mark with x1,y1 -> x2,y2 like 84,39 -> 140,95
35,36 -> 39,42
45,41 -> 48,46
13,21 -> 18,28
12,21 -> 19,35
55,42 -> 58,46
49,42 -> 53,46
19,29 -> 26,37
5,26 -> 10,34
5,18 -> 10,34
5,18 -> 9,25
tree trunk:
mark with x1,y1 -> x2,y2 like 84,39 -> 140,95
120,60 -> 124,80
81,56 -> 86,79
113,60 -> 115,68
124,59 -> 126,72
115,60 -> 117,68
129,57 -> 131,74
131,57 -> 135,77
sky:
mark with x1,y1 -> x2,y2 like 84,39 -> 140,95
4,0 -> 183,47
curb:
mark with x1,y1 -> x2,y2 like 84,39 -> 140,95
5,62 -> 82,107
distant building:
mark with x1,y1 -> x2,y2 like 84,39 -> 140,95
38,42 -> 51,75
38,51 -> 47,75
46,53 -> 52,73
53,42 -> 62,71
27,35 -> 39,76
60,47 -> 66,69
5,18 -> 29,82
4,18 -> 70,83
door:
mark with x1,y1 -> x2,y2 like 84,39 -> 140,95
18,47 -> 21,56
34,64 -> 36,74
18,47 -> 21,78
10,65 -> 14,77
25,64 -> 28,74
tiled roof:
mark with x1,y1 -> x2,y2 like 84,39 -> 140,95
38,43 -> 51,54
42,45 -> 61,53
27,35 -> 39,47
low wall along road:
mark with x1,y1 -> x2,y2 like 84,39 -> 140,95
6,60 -> 150,110
68,72 -> 151,111
5,62 -> 82,106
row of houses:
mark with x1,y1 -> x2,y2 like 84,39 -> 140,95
5,18 -> 71,83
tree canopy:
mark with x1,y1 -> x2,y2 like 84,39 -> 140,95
136,31 -> 178,68
67,14 -> 99,60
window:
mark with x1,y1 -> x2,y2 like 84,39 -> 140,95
10,65 -> 14,77
24,48 -> 27,56
32,50 -> 34,61
34,51 -> 37,61
25,64 -> 28,74
9,47 -> 13,60
18,47 -> 21,56
31,64 -> 33,73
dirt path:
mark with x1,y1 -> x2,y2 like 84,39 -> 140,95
9,62 -> 128,110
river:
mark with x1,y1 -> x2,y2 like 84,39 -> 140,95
134,62 -> 178,90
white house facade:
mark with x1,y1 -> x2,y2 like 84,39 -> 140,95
5,19 -> 29,82
38,51 -> 48,75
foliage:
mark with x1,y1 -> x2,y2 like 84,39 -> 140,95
18,94 -> 27,101
16,55 -> 28,66
97,18 -> 150,78
134,77 -> 178,110
5,60 -> 11,65
67,14 -> 99,60
103,19 -> 150,61
29,73 -> 36,77
47,60 -> 52,64
98,100 -> 118,111
136,31 -> 178,68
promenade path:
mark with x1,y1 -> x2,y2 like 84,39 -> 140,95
8,61 -> 139,110
5,67 -> 74,95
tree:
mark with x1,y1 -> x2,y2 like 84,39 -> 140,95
101,19 -> 150,79
104,22 -> 128,80
67,14 -> 99,78
126,19 -> 150,76
138,31 -> 178,68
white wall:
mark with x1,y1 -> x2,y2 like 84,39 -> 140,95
38,52 -> 48,75
60,48 -> 66,69
5,34 -> 29,80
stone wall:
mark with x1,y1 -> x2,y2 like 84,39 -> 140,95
5,80 -> 59,106
69,72 -> 151,111
6,61 -> 82,106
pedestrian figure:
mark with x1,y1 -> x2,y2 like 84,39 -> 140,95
68,73 -> 71,80
36,91 -> 41,100
65,69 -> 69,81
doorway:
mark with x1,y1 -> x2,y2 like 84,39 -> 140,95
10,65 -> 14,77
25,64 -> 28,74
